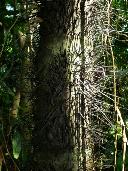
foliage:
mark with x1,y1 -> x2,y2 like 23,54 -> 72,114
0,0 -> 37,170
12,129 -> 21,159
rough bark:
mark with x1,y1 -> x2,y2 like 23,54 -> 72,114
33,0 -> 107,170
33,1 -> 72,170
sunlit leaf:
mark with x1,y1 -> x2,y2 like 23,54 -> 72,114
12,130 -> 21,159
109,124 -> 122,138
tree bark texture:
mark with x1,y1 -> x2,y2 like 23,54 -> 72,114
33,0 -> 107,170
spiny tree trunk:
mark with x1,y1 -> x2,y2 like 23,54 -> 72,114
33,0 -> 110,170
66,0 -> 109,170
66,0 -> 96,170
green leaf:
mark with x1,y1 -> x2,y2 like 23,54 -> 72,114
117,154 -> 122,171
109,124 -> 122,138
12,130 -> 21,159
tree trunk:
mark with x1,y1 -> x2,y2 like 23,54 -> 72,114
33,1 -> 72,170
33,0 -> 107,170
